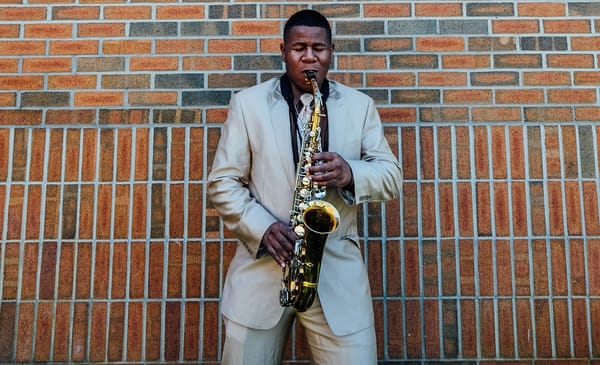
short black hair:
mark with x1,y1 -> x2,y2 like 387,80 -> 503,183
283,9 -> 332,44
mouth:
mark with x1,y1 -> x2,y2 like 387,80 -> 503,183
302,70 -> 318,83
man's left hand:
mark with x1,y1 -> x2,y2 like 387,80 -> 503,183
308,152 -> 352,189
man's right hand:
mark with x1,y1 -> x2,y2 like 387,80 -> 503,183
261,222 -> 297,267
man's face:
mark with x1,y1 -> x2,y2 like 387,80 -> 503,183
280,25 -> 334,99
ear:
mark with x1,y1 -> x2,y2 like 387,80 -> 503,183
280,43 -> 286,62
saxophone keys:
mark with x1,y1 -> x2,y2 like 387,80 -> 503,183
294,225 -> 305,237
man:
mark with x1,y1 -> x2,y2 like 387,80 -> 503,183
207,9 -> 402,365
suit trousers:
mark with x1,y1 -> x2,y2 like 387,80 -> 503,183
221,296 -> 377,365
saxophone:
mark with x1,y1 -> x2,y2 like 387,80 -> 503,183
279,71 -> 340,312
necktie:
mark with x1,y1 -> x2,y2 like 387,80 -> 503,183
296,93 -> 313,144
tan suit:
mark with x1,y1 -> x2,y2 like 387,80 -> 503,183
208,77 -> 402,337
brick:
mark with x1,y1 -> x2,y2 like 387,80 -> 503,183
234,55 -> 280,70
440,19 -> 488,35
104,5 -> 151,19
75,242 -> 92,299
314,3 -> 361,18
404,299 -> 422,357
492,19 -> 540,33
0,58 -> 18,73
130,22 -> 177,37
399,239 -> 419,296
24,23 -> 72,38
572,298 -> 590,357
22,58 -> 72,73
208,39 -> 257,54
49,40 -> 99,55
181,21 -> 229,36
156,39 -> 204,54
440,239 -> 456,294
521,36 -> 568,51
112,185 -> 130,239
52,6 -> 99,20
545,19 -> 591,33
548,88 -> 597,104
103,40 -> 152,54
364,37 -> 411,52
415,3 -> 461,17
442,55 -> 490,69
0,7 -> 46,20
183,55 -> 231,71
46,74 -> 97,89
392,89 -> 440,104
494,54 -> 543,68
364,3 -> 410,17
518,2 -> 566,16
157,4 -> 204,19
145,302 -> 160,359
0,76 -> 44,90
16,302 -> 34,362
571,36 -> 600,51
25,184 -> 41,238
575,106 -> 600,121
444,89 -> 492,104
423,299 -> 440,357
0,24 -> 19,38
107,301 -> 125,361
182,90 -> 231,106
525,106 -> 574,122
389,19 -> 436,35
129,91 -> 178,106
544,126 -> 561,179
2,243 -> 20,299
34,301 -> 53,361
524,71 -> 571,85
0,92 -> 15,107
575,71 -> 600,85
419,72 -> 466,86
62,185 -> 79,241
467,2 -> 514,16
6,184 -> 24,239
548,54 -> 595,68
498,299 -> 515,357
0,40 -> 46,55
496,89 -> 544,104
472,107 -> 522,122
52,302 -> 70,361
336,21 -> 385,36
75,91 -> 123,107
421,184 -> 436,237
471,71 -> 519,86
20,92 -> 70,107
232,20 -> 280,36
460,299 -> 477,357
379,106 -> 417,123
78,22 -> 125,37
77,56 -> 125,72
516,299 -> 534,356
57,242 -> 74,298
100,74 -> 147,90
89,302 -> 107,361
207,73 -> 257,89
209,4 -> 256,19
469,36 -> 516,51
570,2 -> 600,16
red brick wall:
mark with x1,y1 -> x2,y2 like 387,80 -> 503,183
1,1 -> 600,363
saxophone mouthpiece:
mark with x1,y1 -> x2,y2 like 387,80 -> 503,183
304,70 -> 317,81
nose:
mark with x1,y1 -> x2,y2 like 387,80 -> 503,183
302,47 -> 317,62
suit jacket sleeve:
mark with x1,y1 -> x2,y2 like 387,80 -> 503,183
343,96 -> 402,204
207,91 -> 276,258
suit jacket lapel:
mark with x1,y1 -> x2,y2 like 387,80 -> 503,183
267,85 -> 296,188
325,86 -> 350,156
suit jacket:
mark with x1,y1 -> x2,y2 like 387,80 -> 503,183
207,77 -> 402,336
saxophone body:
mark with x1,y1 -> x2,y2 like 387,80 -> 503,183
279,71 -> 340,312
